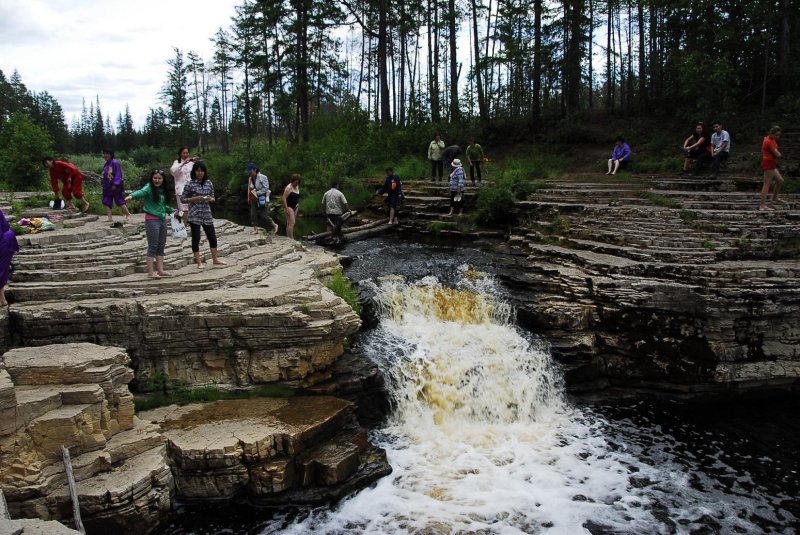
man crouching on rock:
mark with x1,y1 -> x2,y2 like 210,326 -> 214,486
42,156 -> 90,212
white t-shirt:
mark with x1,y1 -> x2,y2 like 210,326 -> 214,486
322,188 -> 348,215
711,130 -> 731,153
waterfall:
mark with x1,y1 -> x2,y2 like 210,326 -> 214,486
249,253 -> 799,535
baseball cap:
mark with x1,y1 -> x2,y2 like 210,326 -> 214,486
245,162 -> 257,172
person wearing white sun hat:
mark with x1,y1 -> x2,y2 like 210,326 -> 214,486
448,159 -> 466,216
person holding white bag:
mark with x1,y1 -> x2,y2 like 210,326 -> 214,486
246,163 -> 279,234
125,169 -> 176,279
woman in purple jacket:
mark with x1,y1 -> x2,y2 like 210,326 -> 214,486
0,209 -> 19,306
606,137 -> 631,175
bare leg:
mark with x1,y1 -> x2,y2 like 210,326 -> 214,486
611,160 -> 621,175
79,196 -> 90,212
193,251 -> 205,270
389,207 -> 397,224
156,256 -> 172,277
286,208 -> 296,239
760,170 -> 774,209
772,169 -> 785,202
607,159 -> 613,174
146,256 -> 160,278
122,205 -> 131,221
0,285 -> 7,306
211,248 -> 227,265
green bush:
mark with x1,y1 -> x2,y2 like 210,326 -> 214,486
325,269 -> 361,315
0,113 -> 53,190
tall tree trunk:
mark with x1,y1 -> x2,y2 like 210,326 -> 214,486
533,0 -> 542,121
448,0 -> 460,122
294,0 -> 310,142
566,0 -> 585,115
399,2 -> 407,125
616,2 -> 624,115
588,0 -> 594,109
378,0 -> 392,125
427,0 -> 440,122
470,0 -> 487,121
606,0 -> 613,113
637,0 -> 646,110
778,0 -> 790,92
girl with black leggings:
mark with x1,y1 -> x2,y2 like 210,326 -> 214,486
180,161 -> 227,270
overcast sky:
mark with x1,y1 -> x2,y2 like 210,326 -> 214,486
0,0 -> 240,129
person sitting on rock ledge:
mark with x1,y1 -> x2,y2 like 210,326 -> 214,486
680,122 -> 711,175
695,121 -> 730,178
606,137 -> 631,175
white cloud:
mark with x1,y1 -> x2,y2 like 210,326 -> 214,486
0,0 -> 239,129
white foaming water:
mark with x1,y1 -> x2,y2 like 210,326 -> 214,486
273,269 -> 790,534
274,269 -> 662,534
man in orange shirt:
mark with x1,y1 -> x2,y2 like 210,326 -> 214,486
42,157 -> 90,212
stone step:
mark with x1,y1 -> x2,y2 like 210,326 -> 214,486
46,445 -> 172,535
27,403 -> 108,461
11,383 -> 108,432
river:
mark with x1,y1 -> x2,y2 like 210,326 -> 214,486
160,237 -> 800,534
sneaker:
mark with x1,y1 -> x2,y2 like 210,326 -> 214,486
758,206 -> 774,211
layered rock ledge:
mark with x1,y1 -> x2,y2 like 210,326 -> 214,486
3,211 -> 361,390
0,208 -> 388,533
394,171 -> 800,395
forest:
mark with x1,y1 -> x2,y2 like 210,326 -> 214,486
0,0 -> 798,197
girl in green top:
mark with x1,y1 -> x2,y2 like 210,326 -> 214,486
125,169 -> 176,279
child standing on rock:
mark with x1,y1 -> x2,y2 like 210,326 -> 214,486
125,169 -> 175,279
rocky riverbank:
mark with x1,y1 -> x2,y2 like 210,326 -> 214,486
386,167 -> 800,396
0,207 -> 390,534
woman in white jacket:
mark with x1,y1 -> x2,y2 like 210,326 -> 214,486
170,146 -> 195,222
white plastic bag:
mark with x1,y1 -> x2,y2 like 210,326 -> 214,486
171,214 -> 187,240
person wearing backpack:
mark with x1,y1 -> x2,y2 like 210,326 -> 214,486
377,167 -> 403,225
246,163 -> 278,234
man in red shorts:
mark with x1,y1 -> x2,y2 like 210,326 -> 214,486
42,157 -> 90,212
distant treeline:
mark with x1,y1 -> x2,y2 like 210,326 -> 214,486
1,0 -> 799,161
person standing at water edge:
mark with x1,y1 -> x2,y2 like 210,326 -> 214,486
246,163 -> 279,234
170,146 -> 195,222
42,157 -> 90,212
101,149 -> 131,222
428,135 -> 445,181
125,169 -> 175,278
759,126 -> 785,211
181,161 -> 226,270
282,174 -> 301,240
377,167 -> 402,225
466,139 -> 485,184
322,180 -> 351,243
448,159 -> 466,216
0,209 -> 19,306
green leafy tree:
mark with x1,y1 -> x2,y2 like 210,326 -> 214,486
0,113 -> 54,189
